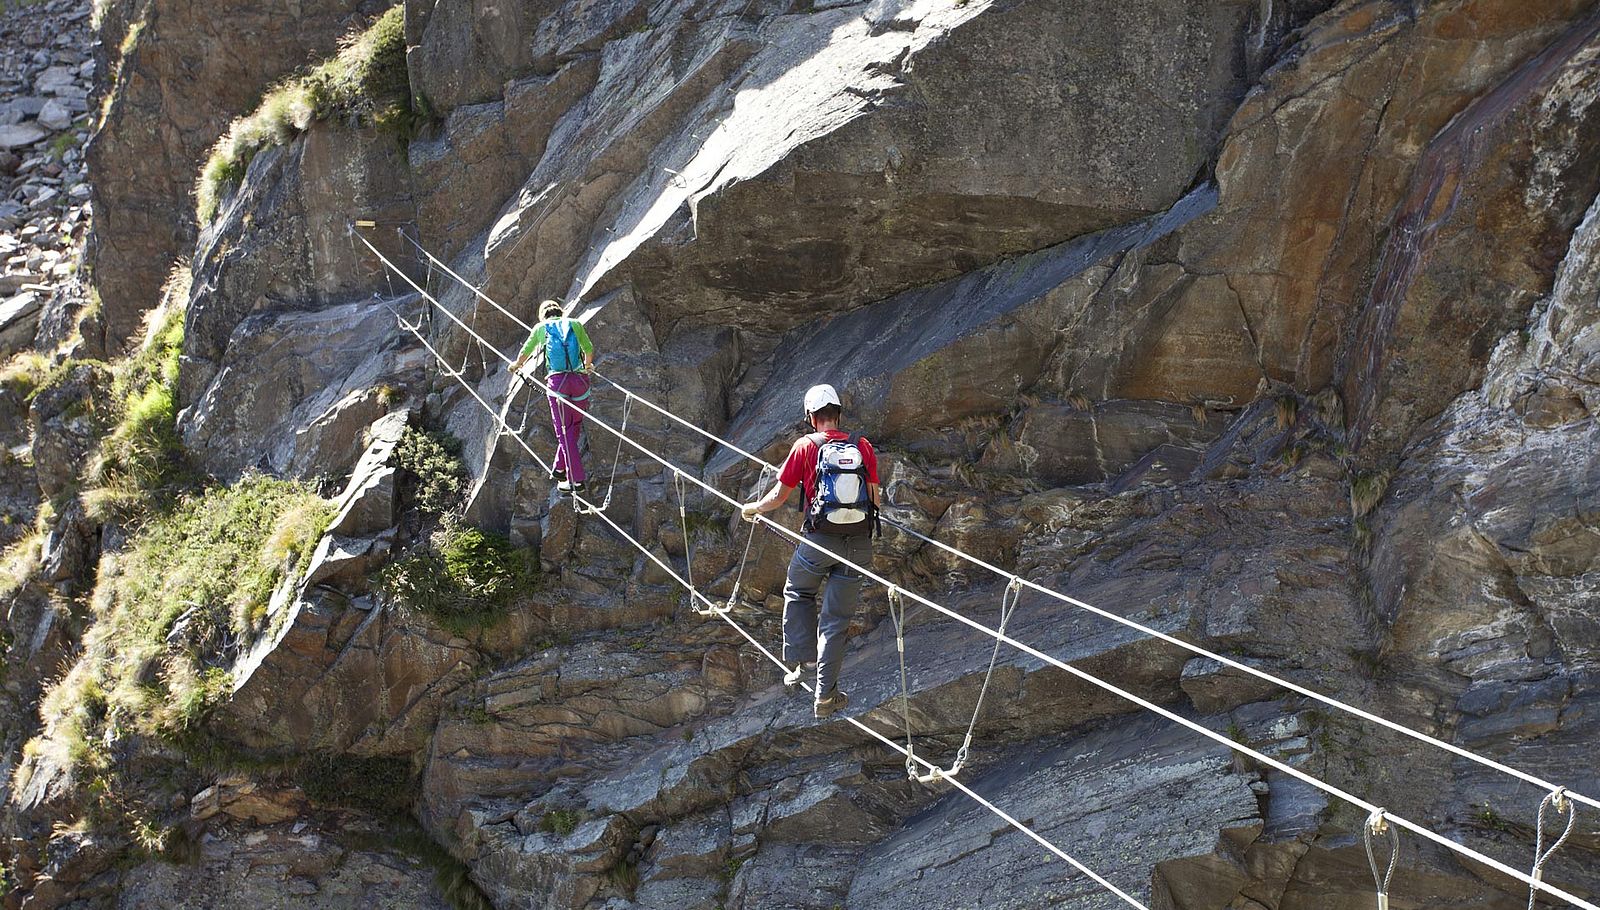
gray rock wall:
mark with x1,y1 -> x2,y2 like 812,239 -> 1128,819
8,0 -> 1600,905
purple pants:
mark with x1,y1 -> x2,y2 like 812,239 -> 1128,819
547,372 -> 590,482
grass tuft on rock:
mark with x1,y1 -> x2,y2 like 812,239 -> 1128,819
20,474 -> 332,791
82,303 -> 189,523
196,5 -> 419,223
0,351 -> 54,400
538,808 -> 586,837
377,524 -> 535,634
1348,469 -> 1391,519
0,530 -> 43,600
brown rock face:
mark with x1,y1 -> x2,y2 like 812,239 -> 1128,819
85,0 -> 389,350
1116,0 -> 1600,436
1363,189 -> 1600,903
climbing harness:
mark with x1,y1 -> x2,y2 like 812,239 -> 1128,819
1528,789 -> 1577,910
575,391 -> 633,516
1364,809 -> 1399,910
354,224 -> 1600,910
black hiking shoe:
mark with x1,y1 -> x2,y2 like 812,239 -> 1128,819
550,469 -> 567,482
558,480 -> 587,494
814,690 -> 848,719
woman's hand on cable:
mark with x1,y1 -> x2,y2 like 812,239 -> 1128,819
739,502 -> 761,523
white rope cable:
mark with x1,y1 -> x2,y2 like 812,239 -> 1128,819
355,229 -> 1600,910
384,300 -> 1149,910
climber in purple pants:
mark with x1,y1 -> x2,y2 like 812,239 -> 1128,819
511,299 -> 596,493
546,371 -> 590,487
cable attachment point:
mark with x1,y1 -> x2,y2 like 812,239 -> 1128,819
1528,788 -> 1576,909
1364,809 -> 1398,910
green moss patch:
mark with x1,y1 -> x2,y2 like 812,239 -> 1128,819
377,524 -> 535,634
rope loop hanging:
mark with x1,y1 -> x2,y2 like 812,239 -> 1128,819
511,374 -> 536,434
886,586 -> 921,780
576,391 -> 633,516
725,464 -> 774,611
1528,788 -> 1577,910
676,468 -> 727,617
1364,809 -> 1399,910
950,576 -> 1025,773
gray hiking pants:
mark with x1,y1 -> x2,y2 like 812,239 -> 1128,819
782,531 -> 872,698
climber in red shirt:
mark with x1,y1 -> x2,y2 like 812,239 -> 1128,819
740,384 -> 880,718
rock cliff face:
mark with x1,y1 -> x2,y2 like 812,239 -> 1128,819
3,0 -> 1600,907
86,0 -> 390,349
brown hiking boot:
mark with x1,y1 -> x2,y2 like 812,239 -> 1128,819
814,690 -> 848,719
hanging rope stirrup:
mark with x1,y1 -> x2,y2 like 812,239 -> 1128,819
576,392 -> 632,515
1528,789 -> 1577,910
948,576 -> 1024,776
725,465 -> 774,611
886,586 -> 932,782
676,469 -> 727,617
1364,809 -> 1399,910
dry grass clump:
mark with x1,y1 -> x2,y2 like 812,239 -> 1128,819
197,6 -> 419,222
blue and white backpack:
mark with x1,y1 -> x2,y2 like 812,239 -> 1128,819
805,433 -> 876,536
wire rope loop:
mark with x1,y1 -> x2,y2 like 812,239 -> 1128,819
582,392 -> 634,515
953,577 -> 1027,770
1364,809 -> 1399,910
886,586 -> 920,780
1529,789 -> 1577,910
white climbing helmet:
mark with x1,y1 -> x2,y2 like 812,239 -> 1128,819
803,383 -> 841,416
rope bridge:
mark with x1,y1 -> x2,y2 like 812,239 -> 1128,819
350,223 -> 1594,910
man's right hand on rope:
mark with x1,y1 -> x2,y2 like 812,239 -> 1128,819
739,502 -> 761,523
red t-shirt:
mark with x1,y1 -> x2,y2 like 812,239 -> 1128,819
779,430 -> 879,509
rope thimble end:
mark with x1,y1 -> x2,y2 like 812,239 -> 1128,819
1367,809 -> 1389,836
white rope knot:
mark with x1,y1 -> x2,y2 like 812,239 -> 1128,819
1364,808 -> 1399,910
